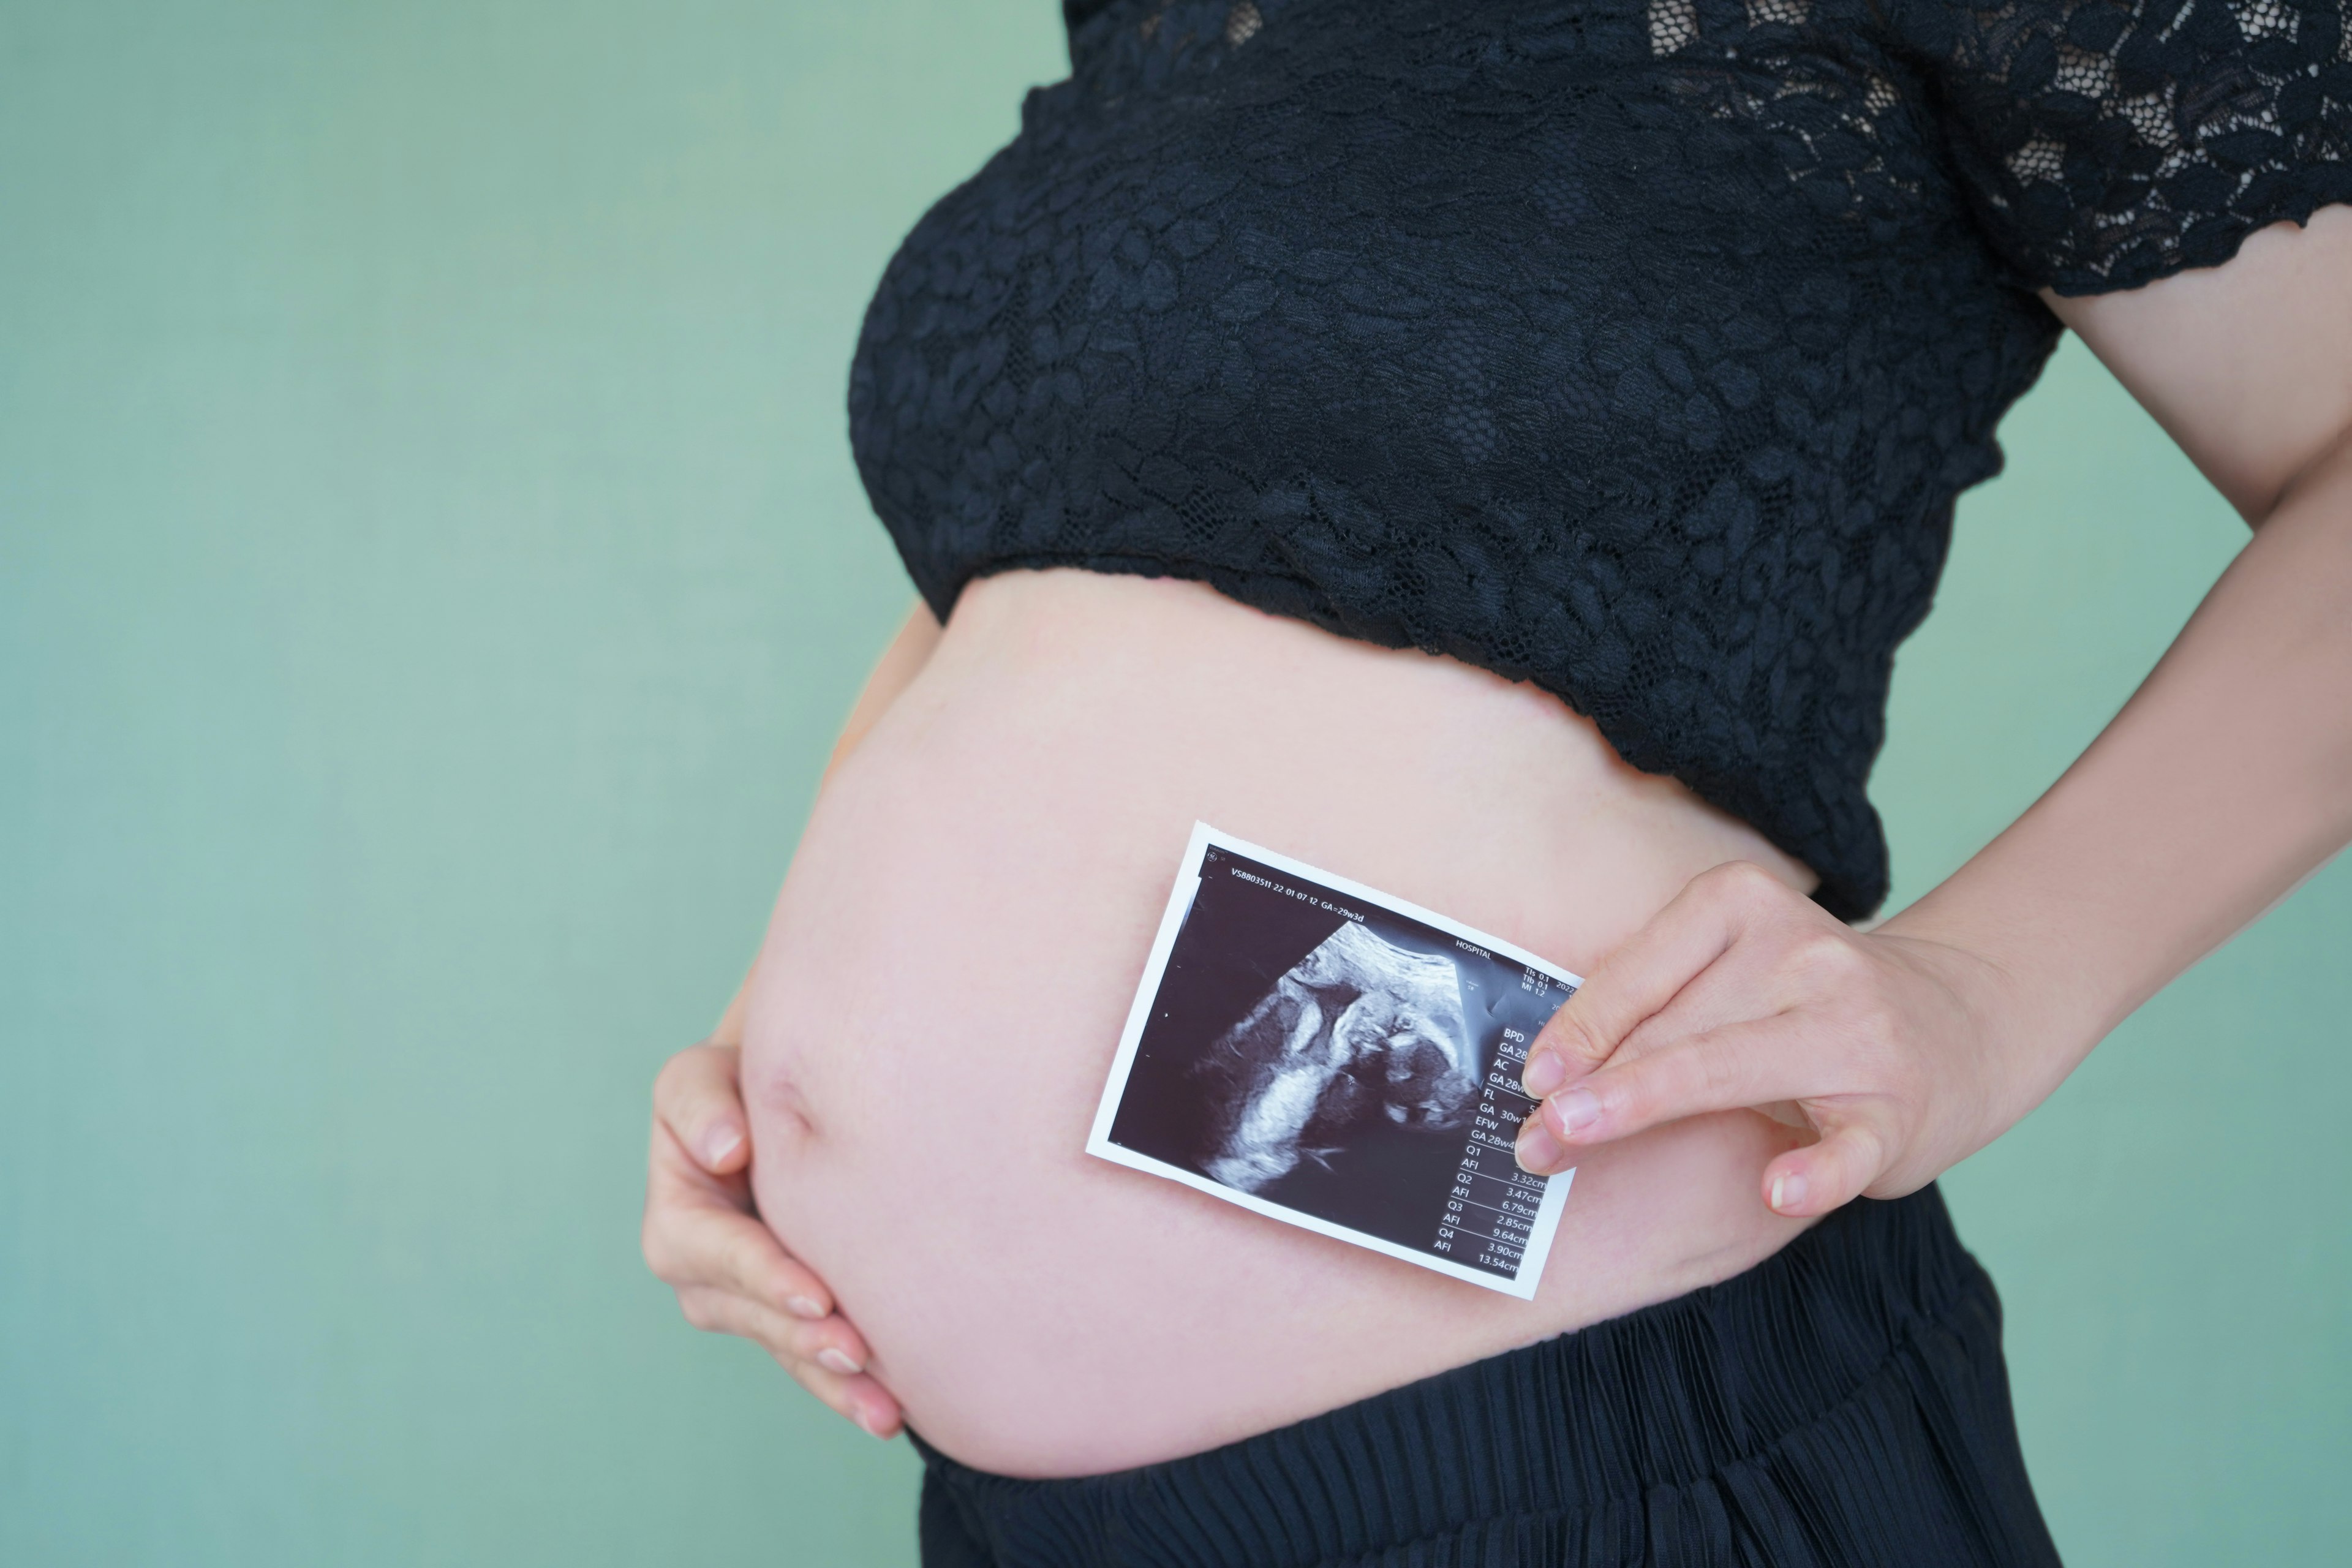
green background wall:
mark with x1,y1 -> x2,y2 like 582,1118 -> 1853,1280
2,2 -> 2343,1562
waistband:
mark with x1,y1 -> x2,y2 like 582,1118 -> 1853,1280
913,1186 -> 2048,1567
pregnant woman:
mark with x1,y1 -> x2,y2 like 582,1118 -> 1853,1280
643,2 -> 2352,1561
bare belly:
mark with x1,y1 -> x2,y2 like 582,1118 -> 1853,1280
741,569 -> 1819,1478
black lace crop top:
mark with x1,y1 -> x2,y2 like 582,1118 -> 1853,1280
847,0 -> 2350,918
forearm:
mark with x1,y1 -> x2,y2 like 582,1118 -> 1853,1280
714,598 -> 944,1040
1887,439 -> 2352,1111
823,600 -> 943,784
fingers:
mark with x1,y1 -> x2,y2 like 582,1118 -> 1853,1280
654,1041 -> 753,1175
1515,1016 -> 1905,1217
796,1362 -> 905,1441
1523,861 -> 1781,1096
1513,1016 -> 1905,1216
676,1289 -> 903,1438
1762,1120 -> 1891,1217
643,1127 -> 838,1320
645,1039 -> 901,1439
1516,1016 -> 1815,1172
675,1288 -> 868,1374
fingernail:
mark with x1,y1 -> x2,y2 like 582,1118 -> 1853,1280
1521,1050 -> 1567,1098
1517,1119 -> 1564,1172
817,1348 -> 864,1376
698,1123 -> 744,1167
785,1295 -> 824,1321
1770,1172 -> 1809,1214
1547,1087 -> 1600,1139
857,1408 -> 894,1439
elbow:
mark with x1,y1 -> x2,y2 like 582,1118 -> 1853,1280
2248,420 -> 2352,531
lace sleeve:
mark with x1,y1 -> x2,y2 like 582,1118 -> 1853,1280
1885,0 -> 2352,293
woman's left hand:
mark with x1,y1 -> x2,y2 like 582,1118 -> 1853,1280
1513,861 -> 2027,1218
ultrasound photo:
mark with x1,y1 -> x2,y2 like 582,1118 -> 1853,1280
1086,824 -> 1584,1297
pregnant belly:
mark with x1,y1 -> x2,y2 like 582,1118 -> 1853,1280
741,570 -> 1818,1479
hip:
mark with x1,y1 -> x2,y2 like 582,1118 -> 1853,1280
913,1187 -> 2058,1568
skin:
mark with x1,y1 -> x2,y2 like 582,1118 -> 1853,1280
1517,207 -> 2352,1207
641,611 -> 941,1438
729,575 -> 1828,1474
642,205 -> 2352,1448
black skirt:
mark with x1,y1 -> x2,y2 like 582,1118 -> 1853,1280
911,1186 -> 2059,1567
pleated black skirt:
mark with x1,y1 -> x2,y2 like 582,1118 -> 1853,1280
911,1185 -> 2059,1567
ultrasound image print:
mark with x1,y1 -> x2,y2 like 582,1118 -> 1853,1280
1088,824 -> 1583,1298
1196,922 -> 1480,1194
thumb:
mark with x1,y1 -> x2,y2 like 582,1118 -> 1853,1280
655,1042 -> 753,1174
1761,1117 -> 1890,1218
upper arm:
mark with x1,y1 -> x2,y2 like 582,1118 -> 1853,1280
2044,205 -> 2352,526
1866,0 -> 2351,525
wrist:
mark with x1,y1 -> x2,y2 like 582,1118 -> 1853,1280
1869,910 -> 2078,1154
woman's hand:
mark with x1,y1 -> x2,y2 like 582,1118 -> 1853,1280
642,1042 -> 903,1438
1513,861 -> 2027,1218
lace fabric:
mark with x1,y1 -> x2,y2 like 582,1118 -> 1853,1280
850,0 -> 2350,918
1889,0 -> 2352,292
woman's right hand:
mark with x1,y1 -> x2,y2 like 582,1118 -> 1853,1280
641,1041 -> 904,1438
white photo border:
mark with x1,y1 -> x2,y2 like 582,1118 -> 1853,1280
1085,821 -> 1585,1300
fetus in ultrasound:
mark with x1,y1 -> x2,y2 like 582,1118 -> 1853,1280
1196,923 -> 1479,1193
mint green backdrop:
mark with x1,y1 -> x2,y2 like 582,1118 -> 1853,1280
3,2 -> 2345,1563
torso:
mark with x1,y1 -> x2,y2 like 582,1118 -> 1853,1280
742,568 -> 1821,1479
852,0 -> 2059,925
